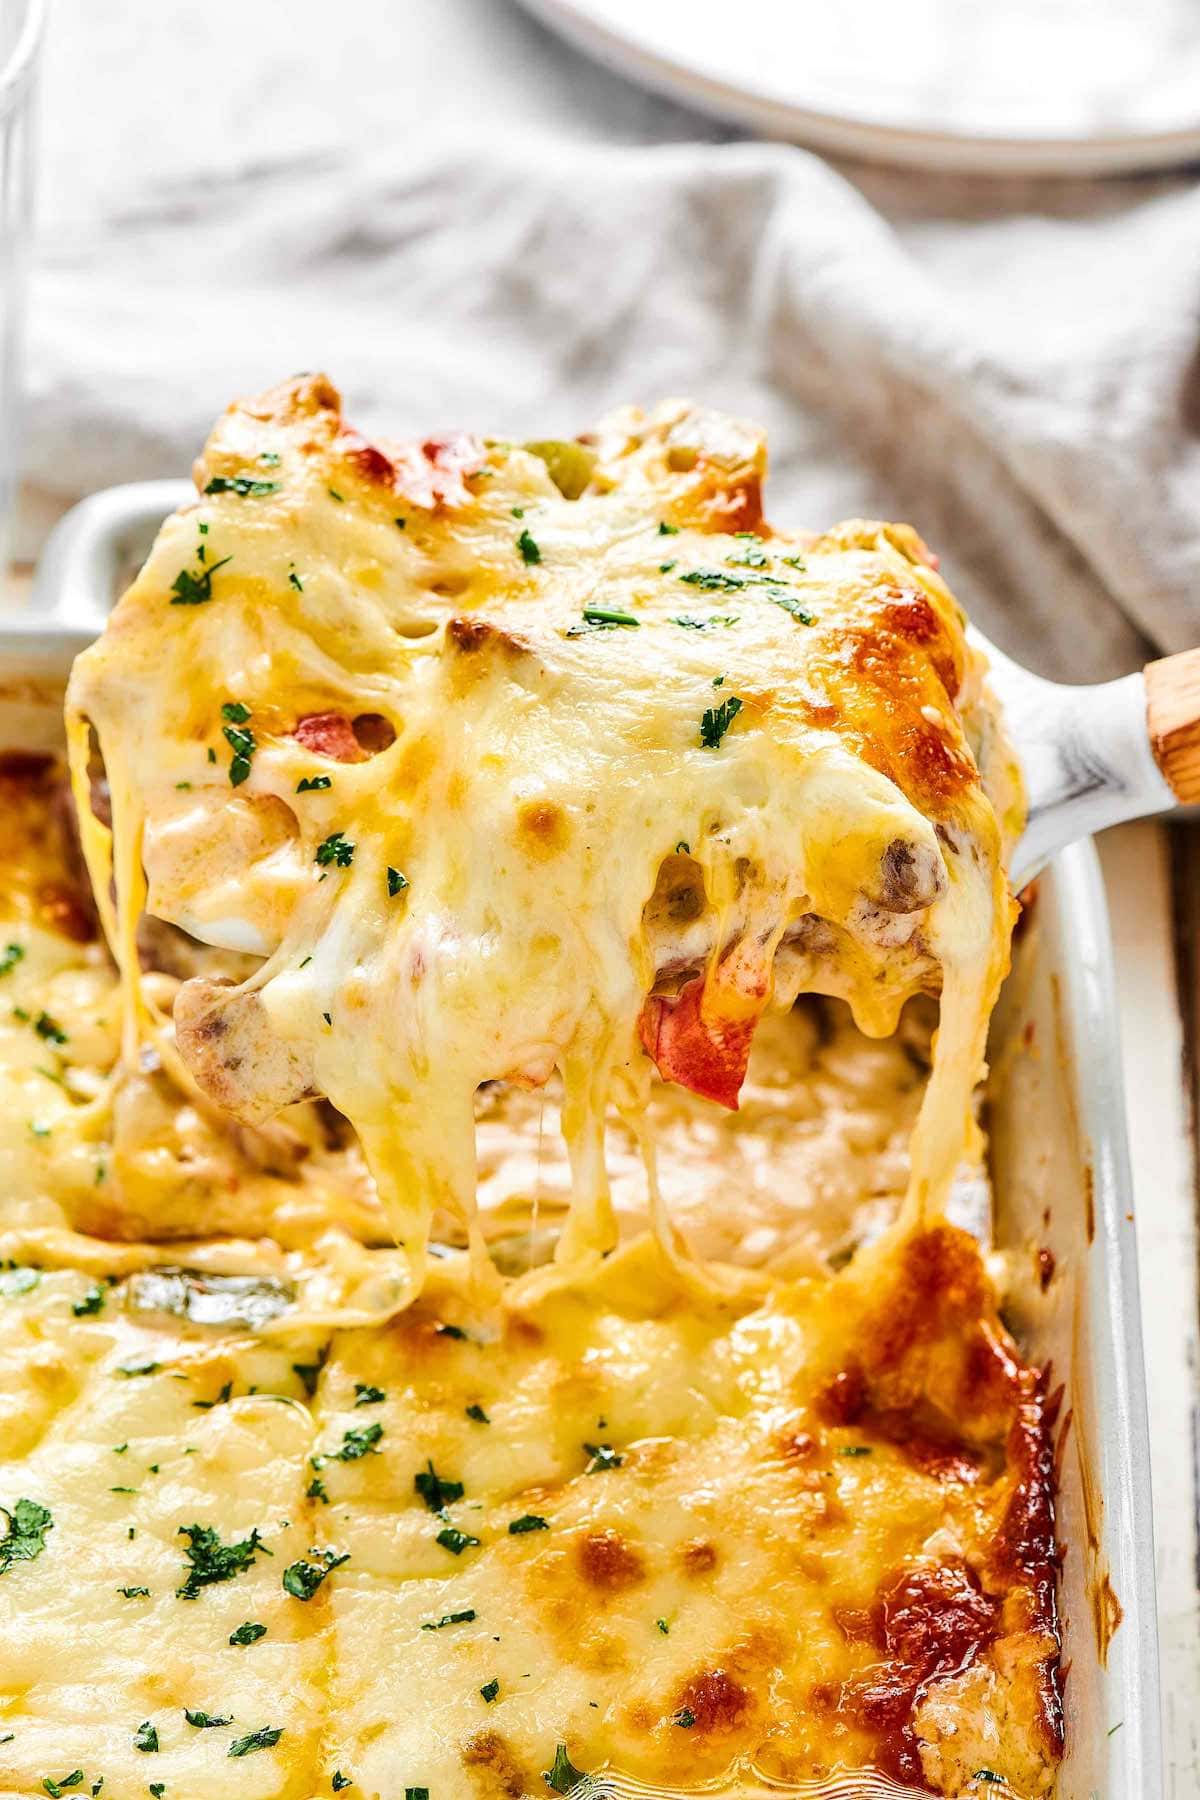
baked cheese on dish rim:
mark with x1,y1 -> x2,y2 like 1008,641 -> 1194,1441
0,381 -> 1062,1799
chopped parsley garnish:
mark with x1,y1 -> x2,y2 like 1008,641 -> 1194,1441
193,1380 -> 233,1410
34,1012 -> 67,1044
583,1442 -> 623,1474
673,1707 -> 696,1729
283,1549 -> 349,1599
289,568 -> 304,591
435,1526 -> 480,1555
170,555 -> 231,606
972,1776 -> 1005,1787
781,553 -> 807,570
315,831 -> 355,868
657,521 -> 679,536
580,606 -> 639,628
184,1709 -> 233,1728
406,1791 -> 429,1800
221,700 -> 251,724
770,591 -> 816,625
313,1422 -> 383,1468
678,569 -> 744,591
223,722 -> 256,787
260,452 -> 281,467
672,613 -> 738,629
297,774 -> 332,792
657,1618 -> 670,1634
175,1523 -> 268,1598
327,488 -> 344,503
838,1444 -> 873,1457
306,1475 -> 330,1505
517,528 -> 541,565
332,1776 -> 353,1793
675,841 -> 690,854
394,516 -> 406,530
133,1721 -> 159,1753
116,1361 -> 160,1378
659,559 -> 677,573
699,694 -> 743,749
354,1383 -> 386,1406
229,1621 -> 267,1646
508,1514 -> 548,1534
0,1497 -> 53,1574
386,866 -> 409,897
228,1726 -> 283,1757
73,1284 -> 106,1317
0,942 -> 24,977
544,1744 -> 586,1792
414,1460 -> 463,1512
420,1609 -> 476,1630
727,544 -> 768,568
465,1404 -> 490,1424
109,1486 -> 138,1495
480,1679 -> 500,1703
203,476 -> 278,498
118,1585 -> 150,1598
149,1787 -> 164,1798
41,1776 -> 83,1797
511,506 -> 525,519
435,1322 -> 468,1340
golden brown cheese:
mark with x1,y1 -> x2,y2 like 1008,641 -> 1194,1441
64,379 -> 1023,1303
0,755 -> 1059,1797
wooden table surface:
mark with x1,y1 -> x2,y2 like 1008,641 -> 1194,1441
1098,822 -> 1199,1795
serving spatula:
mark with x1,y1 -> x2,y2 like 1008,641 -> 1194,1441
974,629 -> 1200,889
21,480 -> 1200,890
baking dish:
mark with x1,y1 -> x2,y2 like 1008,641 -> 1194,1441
3,483 -> 1164,1799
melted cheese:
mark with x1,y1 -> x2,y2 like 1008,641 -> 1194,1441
64,379 -> 1022,1307
0,751 -> 1060,1796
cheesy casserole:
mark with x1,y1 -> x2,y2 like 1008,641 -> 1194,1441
0,381 -> 1060,1798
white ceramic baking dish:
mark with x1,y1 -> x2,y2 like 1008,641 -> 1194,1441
3,485 -> 1163,1800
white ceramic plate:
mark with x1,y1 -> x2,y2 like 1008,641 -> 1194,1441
516,0 -> 1200,176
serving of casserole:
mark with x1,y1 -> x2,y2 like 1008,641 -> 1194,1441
0,380 -> 1158,1799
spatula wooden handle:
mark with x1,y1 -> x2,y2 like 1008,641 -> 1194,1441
1146,649 -> 1200,806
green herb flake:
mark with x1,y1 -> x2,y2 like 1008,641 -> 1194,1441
297,774 -> 332,792
657,522 -> 679,536
405,1790 -> 429,1800
354,1383 -> 386,1406
133,1721 -> 159,1753
228,1726 -> 283,1757
313,1422 -> 383,1468
673,1707 -> 696,1729
699,695 -> 743,749
41,1776 -> 83,1798
332,1775 -> 353,1792
420,1608 -> 476,1630
838,1445 -> 873,1457
204,476 -> 278,498
184,1709 -> 233,1728
283,1549 -> 349,1600
289,568 -> 304,592
229,1621 -> 267,1646
149,1786 -> 164,1798
192,1381 -> 233,1411
465,1403 -> 490,1424
327,488 -> 344,503
118,1585 -> 150,1598
413,1460 -> 464,1513
223,723 -> 256,787
386,866 -> 410,898
435,1526 -> 480,1555
972,1777 -> 1005,1788
544,1743 -> 586,1792
315,831 -> 355,868
657,1617 -> 670,1634
394,517 -> 406,530
480,1678 -> 500,1703
0,1497 -> 53,1574
770,591 -> 816,625
517,528 -> 542,565
508,1514 -> 548,1535
73,1285 -> 106,1317
170,555 -> 232,606
0,942 -> 24,977
678,569 -> 744,591
583,1441 -> 623,1474
221,701 -> 251,724
306,1475 -> 330,1505
175,1523 -> 268,1599
116,1361 -> 160,1378
33,1012 -> 68,1045
580,606 -> 639,628
435,1322 -> 468,1341
260,452 -> 281,467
